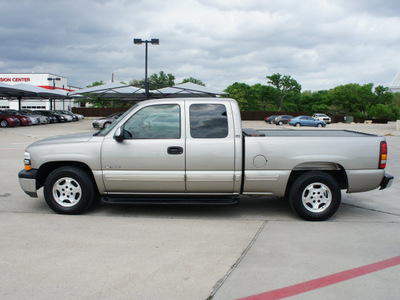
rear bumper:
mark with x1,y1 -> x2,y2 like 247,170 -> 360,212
18,169 -> 38,197
380,174 -> 394,190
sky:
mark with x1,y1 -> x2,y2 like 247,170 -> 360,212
1,0 -> 400,92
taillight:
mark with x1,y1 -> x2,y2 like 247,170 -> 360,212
379,141 -> 387,169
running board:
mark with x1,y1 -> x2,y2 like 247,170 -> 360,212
101,196 -> 240,206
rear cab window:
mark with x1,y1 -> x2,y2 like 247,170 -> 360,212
189,104 -> 228,138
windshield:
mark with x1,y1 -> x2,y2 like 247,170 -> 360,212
96,104 -> 138,136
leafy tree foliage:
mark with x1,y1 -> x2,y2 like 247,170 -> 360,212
129,71 -> 175,90
266,73 -> 302,111
181,77 -> 205,86
224,82 -> 255,110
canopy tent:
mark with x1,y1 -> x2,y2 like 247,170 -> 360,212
67,82 -> 227,101
153,82 -> 227,98
0,82 -> 72,109
69,82 -> 146,100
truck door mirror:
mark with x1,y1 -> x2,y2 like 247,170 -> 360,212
113,126 -> 124,142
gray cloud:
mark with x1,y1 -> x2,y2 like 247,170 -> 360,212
0,0 -> 399,91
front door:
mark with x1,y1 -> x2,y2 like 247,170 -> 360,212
101,103 -> 185,193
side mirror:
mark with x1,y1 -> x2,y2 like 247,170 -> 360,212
113,126 -> 124,142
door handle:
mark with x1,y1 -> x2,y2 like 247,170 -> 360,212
167,146 -> 183,155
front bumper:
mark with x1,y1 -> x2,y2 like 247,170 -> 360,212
380,174 -> 394,190
18,169 -> 38,197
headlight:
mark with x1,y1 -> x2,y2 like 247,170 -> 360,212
24,152 -> 32,170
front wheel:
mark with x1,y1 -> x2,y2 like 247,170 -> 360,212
0,120 -> 9,127
289,171 -> 341,221
44,166 -> 96,214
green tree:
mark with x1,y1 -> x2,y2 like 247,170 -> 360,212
181,77 -> 205,86
129,71 -> 175,90
87,81 -> 105,88
251,84 -> 278,111
224,82 -> 256,110
266,73 -> 302,111
374,86 -> 393,105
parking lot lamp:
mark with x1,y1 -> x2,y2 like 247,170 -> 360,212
133,38 -> 159,100
47,77 -> 61,90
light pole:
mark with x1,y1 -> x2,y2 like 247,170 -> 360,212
47,77 -> 61,90
133,38 -> 159,100
47,77 -> 61,110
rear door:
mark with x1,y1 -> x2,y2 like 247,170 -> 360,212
184,101 -> 237,193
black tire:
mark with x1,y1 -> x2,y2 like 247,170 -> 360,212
103,122 -> 111,129
278,121 -> 283,126
289,171 -> 341,221
44,166 -> 96,214
0,120 -> 9,127
295,123 -> 301,127
317,123 -> 323,127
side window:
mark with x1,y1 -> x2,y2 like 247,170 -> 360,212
190,104 -> 228,138
124,104 -> 180,139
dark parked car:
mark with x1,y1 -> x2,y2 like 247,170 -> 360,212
92,112 -> 124,129
36,110 -> 60,123
274,115 -> 293,125
264,115 -> 279,124
289,116 -> 326,127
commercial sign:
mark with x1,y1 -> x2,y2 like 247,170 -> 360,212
0,77 -> 31,82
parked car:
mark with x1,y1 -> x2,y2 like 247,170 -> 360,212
0,114 -> 20,127
274,115 -> 293,125
1,111 -> 32,126
51,110 -> 74,122
35,110 -> 59,123
10,110 -> 40,125
55,110 -> 84,121
92,112 -> 124,129
19,110 -> 50,124
289,116 -> 326,127
313,113 -> 331,124
264,115 -> 279,124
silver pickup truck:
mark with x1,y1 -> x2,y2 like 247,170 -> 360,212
18,98 -> 394,220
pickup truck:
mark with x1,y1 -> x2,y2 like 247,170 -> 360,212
18,98 -> 394,221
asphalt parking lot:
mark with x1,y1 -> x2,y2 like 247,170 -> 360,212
1,120 -> 399,300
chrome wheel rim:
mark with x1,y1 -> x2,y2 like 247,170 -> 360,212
52,177 -> 82,207
302,182 -> 332,213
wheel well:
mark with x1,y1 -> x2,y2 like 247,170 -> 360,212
285,168 -> 348,197
36,162 -> 97,193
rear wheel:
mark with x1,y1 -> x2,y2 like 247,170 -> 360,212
289,171 -> 341,221
44,166 -> 96,214
295,123 -> 301,127
103,122 -> 112,128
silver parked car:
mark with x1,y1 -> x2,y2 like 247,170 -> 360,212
92,112 -> 123,129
